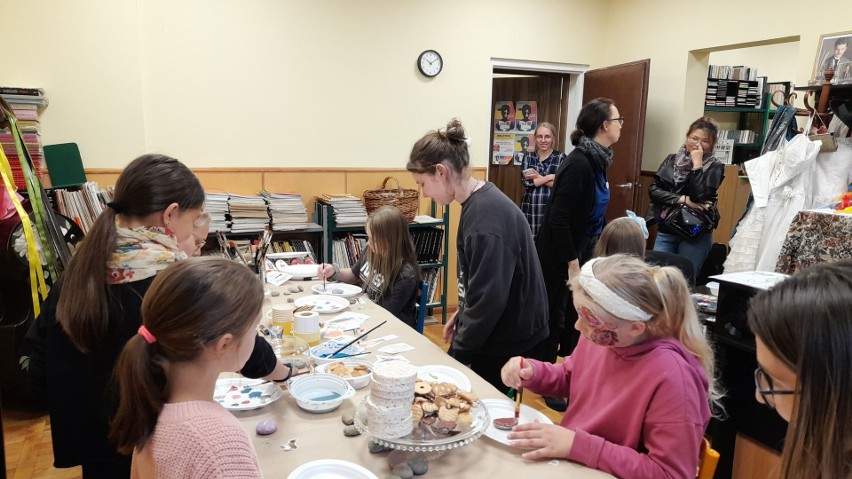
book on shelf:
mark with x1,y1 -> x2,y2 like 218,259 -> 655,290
51,182 -> 107,234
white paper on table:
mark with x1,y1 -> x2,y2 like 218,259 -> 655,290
709,271 -> 788,291
324,312 -> 369,332
359,334 -> 398,348
377,343 -> 415,354
265,271 -> 292,287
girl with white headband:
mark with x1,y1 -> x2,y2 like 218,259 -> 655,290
501,254 -> 720,479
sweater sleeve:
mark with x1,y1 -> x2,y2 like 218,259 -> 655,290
547,160 -> 590,263
239,335 -> 278,379
519,358 -> 573,399
193,421 -> 263,478
451,232 -> 518,365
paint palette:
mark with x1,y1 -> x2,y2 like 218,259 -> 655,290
213,377 -> 284,411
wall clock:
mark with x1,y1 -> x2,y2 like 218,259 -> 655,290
417,50 -> 443,78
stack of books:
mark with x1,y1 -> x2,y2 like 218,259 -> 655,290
52,182 -> 107,234
0,87 -> 48,189
411,228 -> 444,264
332,233 -> 368,267
228,194 -> 269,233
317,193 -> 368,226
205,192 -> 231,232
262,191 -> 308,231
422,269 -> 441,304
704,66 -> 760,108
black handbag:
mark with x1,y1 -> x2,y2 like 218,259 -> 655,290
662,203 -> 715,241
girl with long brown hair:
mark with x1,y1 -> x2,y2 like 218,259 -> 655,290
26,154 -> 290,478
111,257 -> 265,477
318,205 -> 421,327
748,260 -> 852,479
501,254 -> 720,478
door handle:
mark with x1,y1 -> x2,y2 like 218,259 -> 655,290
613,182 -> 633,189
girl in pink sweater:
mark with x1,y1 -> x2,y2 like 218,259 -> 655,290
110,258 -> 268,478
502,254 -> 720,479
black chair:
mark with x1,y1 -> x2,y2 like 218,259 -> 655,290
645,250 -> 696,286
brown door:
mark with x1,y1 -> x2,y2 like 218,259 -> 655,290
488,75 -> 569,206
582,59 -> 650,221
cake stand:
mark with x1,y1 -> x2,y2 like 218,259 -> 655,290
353,398 -> 490,459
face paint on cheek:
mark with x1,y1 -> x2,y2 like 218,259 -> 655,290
578,306 -> 619,346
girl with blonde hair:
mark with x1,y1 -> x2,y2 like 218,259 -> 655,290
502,254 -> 720,478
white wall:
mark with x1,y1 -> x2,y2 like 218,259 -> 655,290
602,0 -> 851,169
2,0 -> 608,169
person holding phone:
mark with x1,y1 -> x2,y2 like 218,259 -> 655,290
520,122 -> 566,237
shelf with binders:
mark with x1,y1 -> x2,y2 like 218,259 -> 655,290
704,92 -> 772,164
314,200 -> 450,322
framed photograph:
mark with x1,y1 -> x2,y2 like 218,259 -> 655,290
811,31 -> 852,85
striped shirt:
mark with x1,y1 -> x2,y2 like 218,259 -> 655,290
520,151 -> 566,237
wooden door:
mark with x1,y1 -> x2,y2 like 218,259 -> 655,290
488,75 -> 569,206
582,59 -> 650,221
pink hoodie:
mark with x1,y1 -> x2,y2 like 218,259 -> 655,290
523,336 -> 710,479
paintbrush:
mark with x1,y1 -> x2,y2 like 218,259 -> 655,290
326,320 -> 387,358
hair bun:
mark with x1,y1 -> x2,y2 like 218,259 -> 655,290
445,118 -> 467,142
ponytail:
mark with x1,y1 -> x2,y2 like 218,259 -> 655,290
56,207 -> 118,352
110,335 -> 166,454
652,267 -> 723,411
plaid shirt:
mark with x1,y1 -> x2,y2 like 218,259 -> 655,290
520,150 -> 566,237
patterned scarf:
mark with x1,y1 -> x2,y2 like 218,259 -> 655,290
576,136 -> 613,171
672,145 -> 719,188
106,226 -> 186,284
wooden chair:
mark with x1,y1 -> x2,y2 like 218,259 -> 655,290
697,437 -> 720,479
415,281 -> 429,334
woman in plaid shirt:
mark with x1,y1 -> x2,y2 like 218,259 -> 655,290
520,122 -> 566,237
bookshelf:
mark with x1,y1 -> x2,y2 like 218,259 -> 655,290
315,201 -> 450,324
704,93 -> 772,164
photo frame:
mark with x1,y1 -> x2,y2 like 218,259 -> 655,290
811,31 -> 852,85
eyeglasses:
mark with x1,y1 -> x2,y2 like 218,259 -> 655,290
606,117 -> 625,125
688,135 -> 712,146
754,366 -> 795,408
192,233 -> 206,250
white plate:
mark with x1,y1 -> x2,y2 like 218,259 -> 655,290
294,295 -> 350,314
311,283 -> 363,298
417,365 -> 472,391
288,459 -> 378,479
480,398 -> 554,446
213,377 -> 283,411
282,263 -> 319,279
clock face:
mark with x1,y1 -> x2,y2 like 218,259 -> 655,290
417,50 -> 443,77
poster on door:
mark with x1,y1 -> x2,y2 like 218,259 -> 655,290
492,133 -> 515,165
513,133 -> 534,165
494,101 -> 515,132
515,101 -> 537,133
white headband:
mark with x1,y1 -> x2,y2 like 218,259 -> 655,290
577,258 -> 652,322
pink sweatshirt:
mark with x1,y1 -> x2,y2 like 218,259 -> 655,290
131,401 -> 262,478
523,336 -> 710,479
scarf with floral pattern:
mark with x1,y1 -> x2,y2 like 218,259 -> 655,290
106,226 -> 186,284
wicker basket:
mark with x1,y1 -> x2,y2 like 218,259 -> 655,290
363,177 -> 419,222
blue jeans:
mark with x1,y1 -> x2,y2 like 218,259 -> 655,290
653,232 -> 712,282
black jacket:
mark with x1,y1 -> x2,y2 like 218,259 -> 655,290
25,277 -> 278,469
535,148 -> 601,272
648,154 -> 725,235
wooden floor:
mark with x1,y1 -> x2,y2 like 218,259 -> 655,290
2,322 -> 564,479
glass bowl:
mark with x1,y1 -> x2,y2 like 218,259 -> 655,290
353,398 -> 490,457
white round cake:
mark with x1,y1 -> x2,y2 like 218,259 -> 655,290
367,362 -> 417,439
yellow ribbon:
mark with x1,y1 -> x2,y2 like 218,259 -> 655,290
0,148 -> 48,316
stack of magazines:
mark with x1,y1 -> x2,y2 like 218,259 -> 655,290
204,192 -> 230,232
228,194 -> 269,233
261,191 -> 308,231
317,193 -> 368,226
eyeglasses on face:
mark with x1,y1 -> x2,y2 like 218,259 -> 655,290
754,366 -> 795,408
192,233 -> 206,249
606,117 -> 625,126
688,135 -> 712,146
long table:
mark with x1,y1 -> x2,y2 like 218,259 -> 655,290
231,280 -> 613,478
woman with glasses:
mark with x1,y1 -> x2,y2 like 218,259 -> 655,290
532,98 -> 622,410
178,211 -> 210,257
519,122 -> 566,238
648,117 -> 724,282
747,259 -> 852,478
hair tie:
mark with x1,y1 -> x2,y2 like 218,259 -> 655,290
625,210 -> 649,239
138,325 -> 157,344
107,202 -> 124,214
577,258 -> 652,322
